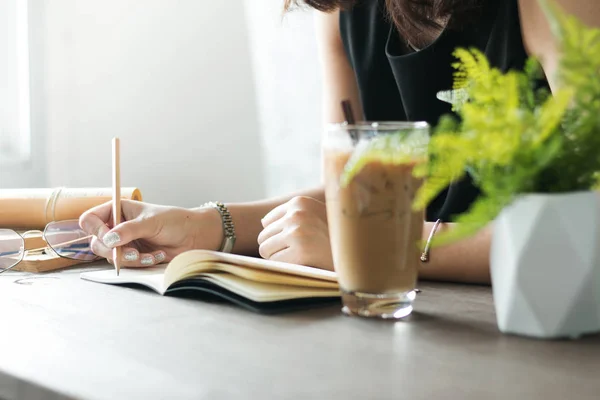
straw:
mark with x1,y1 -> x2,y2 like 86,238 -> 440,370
341,100 -> 358,143
341,100 -> 356,124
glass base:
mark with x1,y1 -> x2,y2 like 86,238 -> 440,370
341,289 -> 416,320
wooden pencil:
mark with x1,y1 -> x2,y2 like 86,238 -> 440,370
112,137 -> 122,275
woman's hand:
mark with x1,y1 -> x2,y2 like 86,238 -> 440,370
79,200 -> 222,267
257,196 -> 334,271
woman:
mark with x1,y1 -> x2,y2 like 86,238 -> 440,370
80,0 -> 599,283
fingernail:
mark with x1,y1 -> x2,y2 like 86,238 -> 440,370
140,255 -> 154,266
124,251 -> 138,261
155,252 -> 165,263
102,232 -> 121,248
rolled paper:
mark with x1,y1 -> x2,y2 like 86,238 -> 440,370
0,187 -> 143,229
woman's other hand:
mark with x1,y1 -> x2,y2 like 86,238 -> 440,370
257,196 -> 334,271
79,200 -> 222,267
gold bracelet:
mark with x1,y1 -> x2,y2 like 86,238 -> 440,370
420,219 -> 442,263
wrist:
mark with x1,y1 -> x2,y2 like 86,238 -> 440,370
189,206 -> 224,252
193,202 -> 237,253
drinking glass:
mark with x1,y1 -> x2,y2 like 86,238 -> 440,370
323,121 -> 429,319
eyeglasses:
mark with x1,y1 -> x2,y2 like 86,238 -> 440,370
0,219 -> 100,274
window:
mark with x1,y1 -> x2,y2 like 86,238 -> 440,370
0,0 -> 31,163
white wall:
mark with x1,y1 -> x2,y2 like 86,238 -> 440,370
0,0 -> 47,188
2,1 -> 324,203
41,0 -> 266,206
243,1 -> 323,197
0,0 -> 20,156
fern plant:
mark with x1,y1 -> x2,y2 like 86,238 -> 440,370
533,0 -> 600,193
340,0 -> 600,245
417,0 -> 600,243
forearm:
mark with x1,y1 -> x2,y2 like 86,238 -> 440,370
218,187 -> 325,256
418,222 -> 492,284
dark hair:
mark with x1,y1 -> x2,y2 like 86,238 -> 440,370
284,0 -> 483,45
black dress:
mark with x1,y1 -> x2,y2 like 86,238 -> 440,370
340,0 -> 546,221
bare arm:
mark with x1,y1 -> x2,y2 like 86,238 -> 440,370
209,188 -> 325,257
212,9 -> 363,257
314,9 -> 364,123
418,223 -> 492,284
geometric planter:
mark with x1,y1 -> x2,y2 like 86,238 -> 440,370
490,191 -> 600,339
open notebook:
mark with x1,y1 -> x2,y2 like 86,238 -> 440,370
80,250 -> 340,313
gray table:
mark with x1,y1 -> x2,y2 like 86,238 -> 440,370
1,262 -> 599,400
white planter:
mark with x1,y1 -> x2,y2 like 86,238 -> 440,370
490,191 -> 600,339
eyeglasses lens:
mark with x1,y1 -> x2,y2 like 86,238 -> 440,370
44,220 -> 98,261
0,229 -> 25,272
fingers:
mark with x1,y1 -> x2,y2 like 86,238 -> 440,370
260,227 -> 334,270
258,229 -> 310,265
259,196 -> 325,260
129,250 -> 167,267
258,202 -> 335,270
79,201 -> 113,237
122,247 -> 140,262
81,200 -> 168,268
105,249 -> 167,268
100,218 -> 158,250
89,221 -> 167,268
257,217 -> 285,245
90,235 -> 112,259
138,251 -> 167,266
258,230 -> 290,260
268,247 -> 294,263
80,199 -> 148,243
262,196 -> 326,228
261,202 -> 288,228
259,208 -> 315,248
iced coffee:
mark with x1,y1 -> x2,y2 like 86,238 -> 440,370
323,122 -> 429,319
